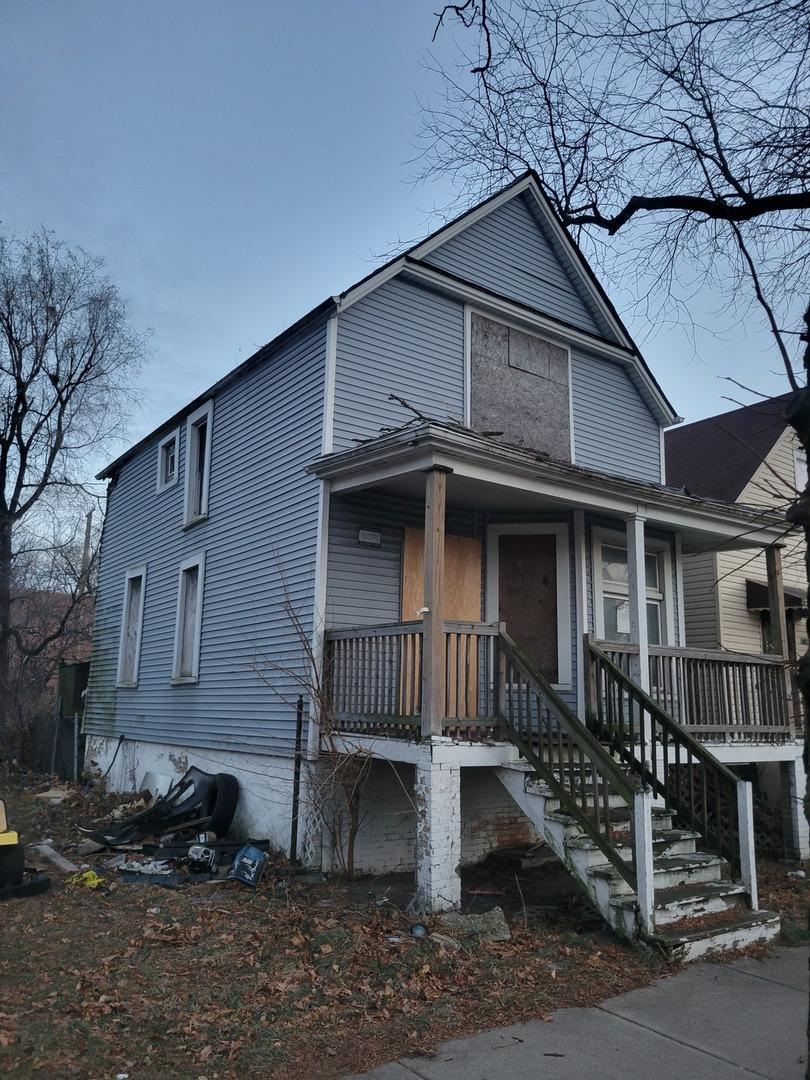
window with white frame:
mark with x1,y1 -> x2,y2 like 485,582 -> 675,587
594,533 -> 673,646
183,401 -> 213,525
117,566 -> 146,686
172,553 -> 205,683
156,428 -> 179,493
794,447 -> 807,493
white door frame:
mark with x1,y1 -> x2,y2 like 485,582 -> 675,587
485,522 -> 572,689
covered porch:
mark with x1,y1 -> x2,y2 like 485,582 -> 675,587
310,422 -> 795,750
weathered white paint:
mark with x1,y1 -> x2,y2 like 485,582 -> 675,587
626,514 -> 650,693
737,780 -> 758,910
634,789 -> 656,935
414,756 -> 461,912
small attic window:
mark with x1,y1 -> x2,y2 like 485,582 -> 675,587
157,429 -> 179,493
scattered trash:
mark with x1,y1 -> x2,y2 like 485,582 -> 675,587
428,932 -> 461,951
788,870 -> 806,879
76,767 -> 239,848
386,935 -> 404,944
409,923 -> 428,938
466,886 -> 506,897
30,844 -> 80,875
0,799 -> 51,901
76,839 -> 105,856
187,844 -> 217,872
227,845 -> 269,888
33,787 -> 73,803
117,858 -> 173,876
439,906 -> 511,942
65,869 -> 105,890
146,906 -> 161,915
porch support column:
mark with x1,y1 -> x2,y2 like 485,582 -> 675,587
780,757 -> 810,860
766,545 -> 795,735
626,513 -> 650,693
421,466 -> 452,738
766,545 -> 789,658
414,754 -> 462,912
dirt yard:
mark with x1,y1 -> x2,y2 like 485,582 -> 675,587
1,766 -> 805,1080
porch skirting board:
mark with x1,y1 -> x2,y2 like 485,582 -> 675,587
86,737 -> 538,880
85,734 -> 303,859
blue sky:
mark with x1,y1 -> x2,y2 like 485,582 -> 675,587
0,0 -> 795,465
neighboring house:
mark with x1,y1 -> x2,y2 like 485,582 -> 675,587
86,173 -> 794,957
666,394 -> 808,857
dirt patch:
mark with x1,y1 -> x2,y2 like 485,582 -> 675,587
758,856 -> 810,945
0,767 -> 670,1080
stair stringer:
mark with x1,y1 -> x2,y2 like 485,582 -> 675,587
495,763 -> 639,941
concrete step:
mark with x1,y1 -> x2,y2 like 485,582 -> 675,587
648,909 -> 781,963
611,880 -> 749,927
567,828 -> 700,867
589,852 -> 728,896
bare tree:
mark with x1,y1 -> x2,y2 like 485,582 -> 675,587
425,0 -> 810,730
0,229 -> 143,752
426,0 -> 810,1058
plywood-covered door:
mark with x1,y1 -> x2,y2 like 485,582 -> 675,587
400,528 -> 482,718
498,533 -> 558,682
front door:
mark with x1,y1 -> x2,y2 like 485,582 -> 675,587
498,533 -> 559,682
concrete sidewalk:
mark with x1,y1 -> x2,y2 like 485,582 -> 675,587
348,947 -> 808,1080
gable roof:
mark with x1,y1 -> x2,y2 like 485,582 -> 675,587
665,392 -> 798,503
99,172 -> 677,480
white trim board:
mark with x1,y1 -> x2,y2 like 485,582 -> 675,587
156,428 -> 180,494
171,551 -> 206,685
116,564 -> 147,688
321,314 -> 338,455
183,400 -> 214,527
591,525 -> 676,647
485,521 -> 572,689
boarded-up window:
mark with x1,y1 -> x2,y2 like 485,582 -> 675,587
172,555 -> 204,682
470,312 -> 571,458
117,568 -> 146,685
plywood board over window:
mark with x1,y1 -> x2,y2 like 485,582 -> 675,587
400,527 -> 482,719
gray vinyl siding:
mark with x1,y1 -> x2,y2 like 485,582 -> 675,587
326,492 -> 477,628
332,278 -> 465,451
571,349 -> 662,482
423,192 -> 603,336
681,551 -> 720,649
85,316 -> 328,756
326,499 -> 577,712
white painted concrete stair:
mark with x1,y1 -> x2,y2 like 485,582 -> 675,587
496,762 -> 781,961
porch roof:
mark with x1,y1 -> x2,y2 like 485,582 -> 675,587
308,422 -> 788,552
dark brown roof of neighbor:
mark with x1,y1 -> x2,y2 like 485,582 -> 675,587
665,392 -> 799,503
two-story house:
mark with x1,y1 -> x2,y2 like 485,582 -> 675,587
86,173 -> 789,958
666,394 -> 808,862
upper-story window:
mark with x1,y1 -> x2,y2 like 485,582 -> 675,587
794,447 -> 807,493
116,565 -> 147,687
172,552 -> 205,684
183,401 -> 213,526
593,532 -> 673,646
156,428 -> 180,493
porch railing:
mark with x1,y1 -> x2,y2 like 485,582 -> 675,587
597,641 -> 793,742
585,638 -> 746,876
323,621 -> 499,739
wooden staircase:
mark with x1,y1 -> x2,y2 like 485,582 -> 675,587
494,632 -> 781,961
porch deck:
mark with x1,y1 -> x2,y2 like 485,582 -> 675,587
323,621 -> 795,744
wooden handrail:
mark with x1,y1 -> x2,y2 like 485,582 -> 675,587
599,638 -> 786,666
586,636 -> 742,873
497,630 -> 639,890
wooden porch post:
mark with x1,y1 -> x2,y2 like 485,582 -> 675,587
626,514 -> 650,693
421,466 -> 451,737
766,545 -> 788,657
766,544 -> 795,735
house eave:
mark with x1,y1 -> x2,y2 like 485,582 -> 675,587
308,422 -> 785,545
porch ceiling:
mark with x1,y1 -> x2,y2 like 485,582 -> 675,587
308,422 -> 787,552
